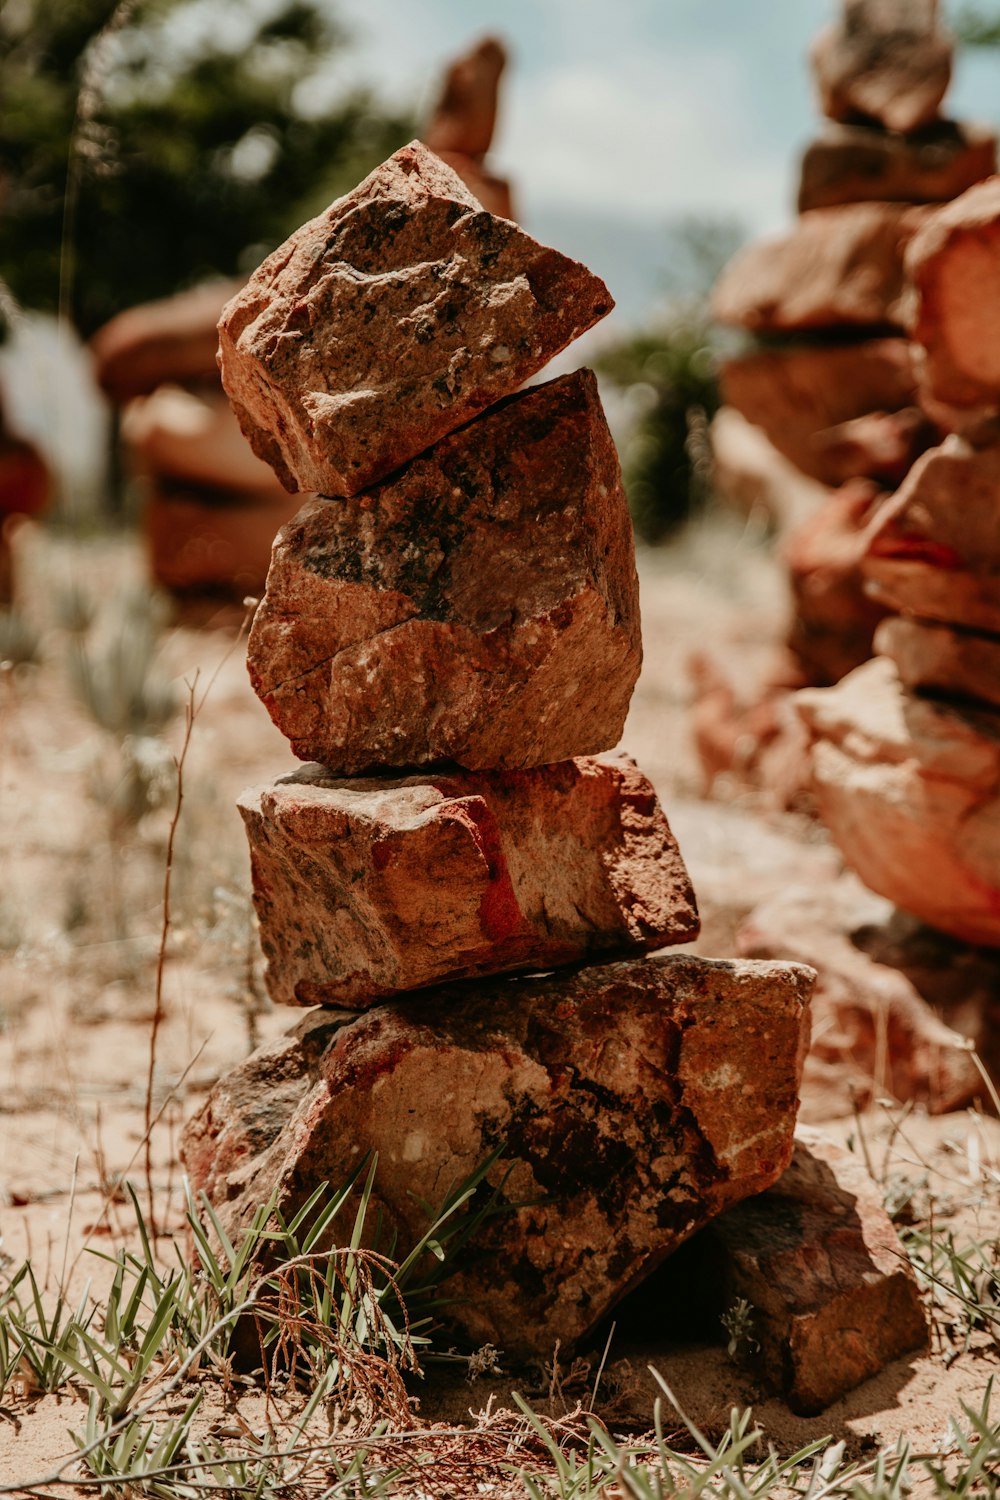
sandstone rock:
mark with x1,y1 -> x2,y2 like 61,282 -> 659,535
123,385 -> 292,496
238,753 -> 699,1009
877,614 -> 1000,712
797,656 -> 1000,945
783,480 -> 890,685
737,874 -> 983,1117
218,142 -> 612,497
713,204 -> 925,335
720,339 -> 917,483
906,178 -> 1000,413
810,0 -> 951,135
798,121 -> 996,214
146,481 -> 302,603
91,280 -> 242,404
688,651 -> 815,811
685,1127 -> 927,1414
431,150 -> 513,220
423,36 -> 506,161
181,953 -> 814,1357
864,436 -> 1000,634
710,408 -> 828,537
247,370 -> 640,772
812,407 -> 936,488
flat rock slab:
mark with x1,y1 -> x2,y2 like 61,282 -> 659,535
865,436 -> 1000,633
810,0 -> 951,135
713,204 -> 925,336
247,369 -> 640,771
684,1127 -> 927,1415
721,339 -> 917,483
783,481 -> 889,687
239,753 -> 699,1009
812,407 -> 935,488
797,121 -> 996,214
737,874 -> 983,1117
182,953 -> 814,1358
218,141 -> 612,497
907,178 -> 1000,414
798,656 -> 1000,946
877,614 -> 1000,713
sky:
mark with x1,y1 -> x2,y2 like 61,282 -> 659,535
320,0 -> 1000,322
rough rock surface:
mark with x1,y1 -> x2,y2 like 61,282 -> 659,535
797,656 -> 1000,945
217,142 -> 612,497
810,0 -> 951,135
906,178 -> 1000,413
713,204 -> 925,335
797,121 -> 996,214
239,753 -> 699,1009
685,1127 -> 928,1414
783,480 -> 890,686
811,407 -> 935,488
864,436 -> 1000,633
720,339 -> 917,483
738,875 -> 983,1117
181,953 -> 814,1357
877,614 -> 1000,712
247,370 -> 641,772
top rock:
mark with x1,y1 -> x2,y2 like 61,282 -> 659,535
810,0 -> 952,135
217,142 -> 613,497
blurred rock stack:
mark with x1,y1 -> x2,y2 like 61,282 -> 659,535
799,178 -> 1000,947
181,141 -> 823,1363
712,0 -> 996,688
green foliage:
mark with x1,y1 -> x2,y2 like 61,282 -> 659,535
597,215 -> 743,543
954,7 -> 1000,46
0,0 -> 413,335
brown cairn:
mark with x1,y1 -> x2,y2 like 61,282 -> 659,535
798,176 -> 1000,951
711,0 -> 997,691
181,143 -> 926,1403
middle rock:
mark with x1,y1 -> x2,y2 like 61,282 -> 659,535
247,369 -> 641,771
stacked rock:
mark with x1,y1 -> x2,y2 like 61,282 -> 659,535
712,0 -> 996,688
181,142 -> 818,1359
798,179 -> 1000,947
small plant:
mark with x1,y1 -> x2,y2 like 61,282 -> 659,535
720,1296 -> 760,1363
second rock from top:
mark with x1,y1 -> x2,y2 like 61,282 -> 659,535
247,369 -> 641,771
218,141 -> 613,497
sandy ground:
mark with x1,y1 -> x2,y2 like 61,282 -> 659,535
0,515 -> 997,1491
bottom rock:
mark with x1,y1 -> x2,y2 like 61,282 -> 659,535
182,953 -> 813,1358
681,1127 -> 928,1415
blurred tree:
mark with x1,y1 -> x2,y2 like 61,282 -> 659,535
954,7 -> 1000,45
596,215 -> 743,543
0,0 -> 414,336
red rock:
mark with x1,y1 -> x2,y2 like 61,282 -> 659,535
90,280 -> 242,404
738,875 -> 983,1117
688,651 -> 815,810
432,151 -> 513,220
797,121 -> 997,214
812,407 -> 936,488
720,339 -> 917,483
145,480 -> 302,603
810,0 -> 952,135
123,385 -> 292,496
247,370 -> 640,772
864,436 -> 1000,634
713,204 -> 925,335
687,1127 -> 927,1414
423,36 -> 507,162
181,953 -> 814,1357
797,656 -> 1000,945
238,753 -> 699,1009
710,408 -> 828,537
217,142 -> 612,497
877,614 -> 1000,712
783,480 -> 890,686
906,178 -> 1000,414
